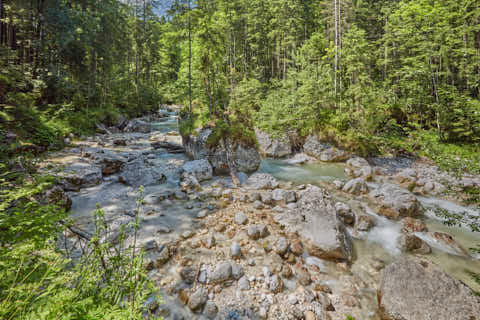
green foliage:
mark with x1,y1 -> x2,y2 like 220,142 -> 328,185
0,172 -> 159,319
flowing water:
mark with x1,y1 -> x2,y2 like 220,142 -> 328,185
260,158 -> 480,292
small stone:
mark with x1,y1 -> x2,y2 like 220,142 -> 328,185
296,267 -> 311,286
143,239 -> 157,251
178,288 -> 189,305
253,200 -> 264,209
204,301 -> 218,319
285,190 -> 297,203
209,261 -> 232,283
157,225 -> 171,233
238,276 -> 250,290
290,239 -> 303,256
314,283 -> 332,294
202,234 -> 216,249
156,245 -> 170,266
179,267 -> 197,284
261,192 -> 274,204
250,192 -> 261,202
181,230 -> 194,239
274,237 -> 289,256
333,180 -> 345,190
263,241 -> 273,253
356,215 -> 376,232
235,211 -> 248,225
281,265 -> 293,278
231,242 -> 242,258
288,293 -> 298,305
263,266 -> 273,278
197,209 -> 208,218
335,202 -> 355,225
401,217 -> 428,233
198,270 -> 208,283
248,258 -> 256,266
232,263 -> 244,280
188,288 -> 207,312
269,274 -> 284,293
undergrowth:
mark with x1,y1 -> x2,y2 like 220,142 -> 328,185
0,161 -> 160,319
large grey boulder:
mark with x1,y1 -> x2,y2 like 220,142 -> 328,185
342,178 -> 369,195
303,135 -> 330,158
99,153 -> 126,175
274,185 -> 352,261
181,159 -> 213,182
378,257 -> 480,320
370,184 -> 422,219
182,128 -> 260,173
245,173 -> 279,190
255,128 -> 292,158
303,135 -> 348,162
57,162 -> 103,191
319,147 -> 349,162
119,158 -> 166,187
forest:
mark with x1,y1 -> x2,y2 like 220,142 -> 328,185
1,0 -> 480,319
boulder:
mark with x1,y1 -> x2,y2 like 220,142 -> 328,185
245,173 -> 279,190
319,147 -> 349,162
369,184 -> 422,219
182,128 -> 260,173
395,168 -> 417,184
118,158 -> 166,187
255,128 -> 292,158
274,185 -> 352,261
188,288 -> 207,312
303,135 -> 330,158
397,234 -> 431,254
181,159 -> 213,182
378,257 -> 480,320
427,232 -> 470,257
100,153 -> 126,175
356,215 -> 376,232
346,157 -> 369,170
287,153 -> 316,165
57,163 -> 103,191
342,178 -> 369,195
401,217 -> 428,233
303,135 -> 348,162
45,186 -> 72,210
335,202 -> 355,225
209,261 -> 232,283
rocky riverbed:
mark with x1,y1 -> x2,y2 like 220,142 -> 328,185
40,109 -> 480,320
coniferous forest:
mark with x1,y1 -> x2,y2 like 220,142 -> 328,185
1,1 -> 480,319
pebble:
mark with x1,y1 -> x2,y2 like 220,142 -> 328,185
197,209 -> 208,218
231,242 -> 242,258
232,263 -> 244,280
234,211 -> 248,225
238,276 -> 250,290
204,301 -> 218,319
187,288 -> 207,311
209,261 -> 232,283
253,200 -> 264,209
181,230 -> 194,239
274,237 -> 289,256
288,293 -> 298,305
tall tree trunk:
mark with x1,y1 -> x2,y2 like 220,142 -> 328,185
188,0 -> 192,115
334,0 -> 338,107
